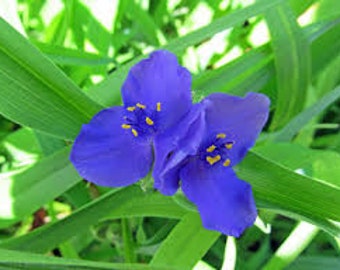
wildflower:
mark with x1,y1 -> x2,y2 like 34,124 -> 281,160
70,50 -> 193,187
70,49 -> 269,237
154,93 -> 270,236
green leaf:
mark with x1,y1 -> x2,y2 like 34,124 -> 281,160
192,47 -> 274,99
127,0 -> 166,46
255,142 -> 340,189
0,186 -> 186,253
87,0 -> 284,106
105,191 -> 187,220
312,133 -> 340,152
192,18 -> 339,102
239,151 -> 340,236
1,128 -> 43,162
315,51 -> 340,97
265,1 -> 311,130
194,17 -> 338,99
288,0 -> 317,16
35,42 -> 114,66
274,84 -> 340,142
0,248 -> 178,270
315,0 -> 340,22
0,18 -> 102,140
34,130 -> 66,156
311,18 -> 340,76
287,256 -> 340,270
73,1 -> 112,54
150,213 -> 219,270
87,3 -> 338,109
162,0 -> 283,53
4,144 -> 340,252
45,9 -> 68,46
69,0 -> 85,49
0,147 -> 80,228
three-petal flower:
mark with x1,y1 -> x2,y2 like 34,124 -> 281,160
70,50 -> 270,237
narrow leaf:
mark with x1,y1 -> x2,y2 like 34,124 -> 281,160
265,1 -> 311,130
192,47 -> 274,99
0,147 -> 80,228
0,19 -> 102,140
150,213 -> 219,270
287,256 -> 340,270
0,248 -> 177,270
88,0 -> 284,106
0,186 -> 186,253
239,151 -> 340,236
274,84 -> 340,141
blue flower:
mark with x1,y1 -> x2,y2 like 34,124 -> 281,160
70,49 -> 269,237
154,93 -> 270,237
70,50 -> 193,187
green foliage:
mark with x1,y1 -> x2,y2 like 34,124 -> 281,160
265,1 -> 311,130
0,19 -> 102,140
0,0 -> 339,269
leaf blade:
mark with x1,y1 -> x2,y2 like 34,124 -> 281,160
88,0 -> 284,106
265,2 -> 311,130
0,19 -> 102,140
0,186 -> 186,253
150,213 -> 219,270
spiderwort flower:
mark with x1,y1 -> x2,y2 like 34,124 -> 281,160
154,92 -> 270,237
70,50 -> 193,187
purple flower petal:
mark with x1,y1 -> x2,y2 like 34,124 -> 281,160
180,158 -> 257,237
70,107 -> 153,187
202,92 -> 270,166
121,50 -> 192,131
153,104 -> 206,195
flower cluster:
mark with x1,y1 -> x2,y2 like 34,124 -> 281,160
70,50 -> 269,237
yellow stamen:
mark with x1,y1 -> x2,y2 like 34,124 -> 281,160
223,159 -> 231,167
136,103 -> 146,109
225,143 -> 233,149
127,106 -> 136,112
206,145 -> 216,153
216,133 -> 226,139
131,129 -> 138,137
206,155 -> 221,165
156,102 -> 161,112
121,124 -> 131,129
145,117 -> 154,126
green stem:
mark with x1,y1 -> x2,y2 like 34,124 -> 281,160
121,218 -> 136,263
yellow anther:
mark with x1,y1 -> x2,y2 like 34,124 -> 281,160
223,159 -> 231,167
216,133 -> 226,139
121,124 -> 131,129
131,129 -> 138,137
145,117 -> 154,126
206,155 -> 221,165
225,143 -> 233,149
156,102 -> 161,112
127,106 -> 136,112
136,103 -> 146,109
206,145 -> 216,153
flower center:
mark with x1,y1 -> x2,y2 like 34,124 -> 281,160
200,132 -> 234,167
121,102 -> 161,137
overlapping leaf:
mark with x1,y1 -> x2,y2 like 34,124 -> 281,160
0,19 -> 102,140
